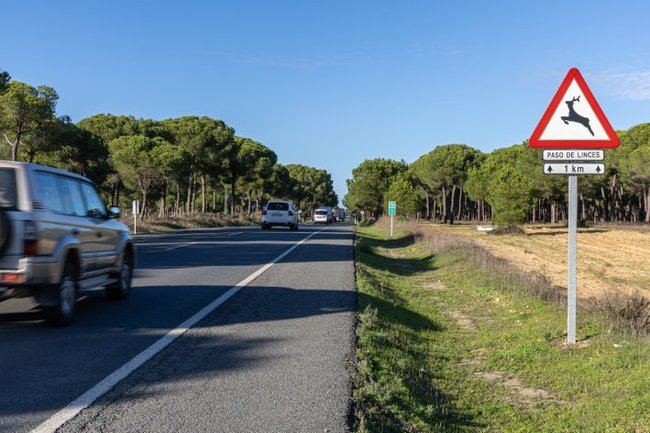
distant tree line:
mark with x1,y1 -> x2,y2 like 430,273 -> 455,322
345,132 -> 650,226
0,69 -> 338,217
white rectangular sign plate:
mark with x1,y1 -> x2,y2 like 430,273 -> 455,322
543,149 -> 604,161
543,163 -> 605,175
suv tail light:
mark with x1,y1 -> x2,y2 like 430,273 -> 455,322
23,221 -> 38,256
261,210 -> 267,215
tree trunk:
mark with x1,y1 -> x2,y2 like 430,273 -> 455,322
424,192 -> 430,219
230,181 -> 236,215
441,187 -> 447,223
158,197 -> 165,218
456,187 -> 463,221
432,198 -> 437,222
190,178 -> 196,214
600,186 -> 607,222
175,183 -> 180,215
645,186 -> 650,223
141,190 -> 147,218
449,185 -> 456,224
4,132 -> 21,162
186,173 -> 193,214
532,204 -> 536,223
201,175 -> 206,213
551,200 -> 557,224
159,183 -> 167,217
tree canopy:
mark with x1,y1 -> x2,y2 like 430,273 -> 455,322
344,158 -> 407,217
347,136 -> 650,224
0,69 -> 339,218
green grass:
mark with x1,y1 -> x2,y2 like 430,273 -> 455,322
352,225 -> 650,433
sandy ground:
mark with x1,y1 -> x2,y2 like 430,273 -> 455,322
421,223 -> 650,299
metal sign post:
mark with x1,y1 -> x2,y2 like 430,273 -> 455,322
567,175 -> 578,344
529,67 -> 619,345
388,201 -> 396,237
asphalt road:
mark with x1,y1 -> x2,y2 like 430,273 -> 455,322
0,224 -> 355,433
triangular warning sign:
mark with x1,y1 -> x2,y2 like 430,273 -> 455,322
529,68 -> 619,149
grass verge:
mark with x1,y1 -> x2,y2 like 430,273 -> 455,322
352,222 -> 649,433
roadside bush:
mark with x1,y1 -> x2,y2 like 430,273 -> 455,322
488,225 -> 526,236
597,292 -> 650,336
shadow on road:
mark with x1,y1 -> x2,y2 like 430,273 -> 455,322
137,235 -> 354,270
0,283 -> 357,427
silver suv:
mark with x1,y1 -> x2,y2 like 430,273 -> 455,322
0,162 -> 135,326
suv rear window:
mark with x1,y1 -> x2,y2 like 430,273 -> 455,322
267,202 -> 289,211
0,168 -> 17,209
34,172 -> 66,214
315,210 -> 328,215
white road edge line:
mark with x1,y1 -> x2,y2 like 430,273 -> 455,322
137,232 -> 245,247
30,227 -> 326,433
164,242 -> 196,251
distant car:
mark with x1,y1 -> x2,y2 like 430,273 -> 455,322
261,201 -> 299,230
313,208 -> 331,224
334,208 -> 346,222
0,161 -> 135,326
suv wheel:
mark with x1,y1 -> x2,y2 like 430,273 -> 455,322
106,250 -> 132,300
45,261 -> 77,326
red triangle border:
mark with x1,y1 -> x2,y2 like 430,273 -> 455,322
529,68 -> 619,149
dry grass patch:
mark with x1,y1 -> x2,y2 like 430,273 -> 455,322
121,213 -> 253,233
423,224 -> 650,299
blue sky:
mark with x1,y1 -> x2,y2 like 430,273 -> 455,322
3,1 -> 650,202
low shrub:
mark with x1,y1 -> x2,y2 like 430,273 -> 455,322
488,225 -> 526,236
597,291 -> 650,336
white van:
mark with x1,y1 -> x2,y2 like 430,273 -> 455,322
313,207 -> 332,224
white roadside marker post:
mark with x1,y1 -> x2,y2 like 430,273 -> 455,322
132,200 -> 139,235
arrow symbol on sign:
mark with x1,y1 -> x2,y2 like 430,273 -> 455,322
596,166 -> 601,173
547,166 -> 553,173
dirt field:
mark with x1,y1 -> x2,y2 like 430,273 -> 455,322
420,223 -> 650,299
